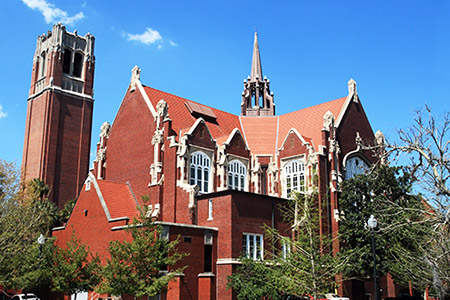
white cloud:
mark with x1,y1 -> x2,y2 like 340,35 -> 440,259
169,40 -> 178,47
22,0 -> 85,26
0,105 -> 7,119
125,28 -> 163,46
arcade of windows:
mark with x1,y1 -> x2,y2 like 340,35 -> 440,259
228,160 -> 246,191
63,48 -> 84,78
284,159 -> 305,197
190,151 -> 210,193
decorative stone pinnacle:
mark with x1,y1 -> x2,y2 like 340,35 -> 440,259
130,66 -> 141,91
348,78 -> 357,95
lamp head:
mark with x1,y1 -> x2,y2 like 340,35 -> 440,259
37,234 -> 45,245
367,214 -> 377,229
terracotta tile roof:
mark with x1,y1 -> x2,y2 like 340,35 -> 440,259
278,97 -> 347,150
143,86 -> 242,142
240,116 -> 279,154
96,180 -> 140,219
142,85 -> 347,156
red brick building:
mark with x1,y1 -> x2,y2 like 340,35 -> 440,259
24,26 -> 393,299
22,23 -> 95,208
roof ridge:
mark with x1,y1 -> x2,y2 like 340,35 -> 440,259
280,96 -> 347,117
143,85 -> 239,118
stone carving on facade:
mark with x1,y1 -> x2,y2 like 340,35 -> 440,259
216,146 -> 227,191
152,129 -> 164,145
267,160 -> 278,196
323,111 -> 335,131
100,121 -> 110,138
130,66 -> 141,92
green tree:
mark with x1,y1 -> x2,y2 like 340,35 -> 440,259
96,202 -> 186,299
0,160 -> 60,293
228,192 -> 337,300
51,233 -> 102,299
383,107 -> 450,298
338,165 -> 430,290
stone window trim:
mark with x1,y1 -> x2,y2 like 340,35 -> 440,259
343,154 -> 370,180
189,150 -> 212,194
281,156 -> 307,198
39,51 -> 47,78
62,47 -> 85,78
227,159 -> 247,191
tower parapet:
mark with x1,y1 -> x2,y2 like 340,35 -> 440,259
30,23 -> 95,97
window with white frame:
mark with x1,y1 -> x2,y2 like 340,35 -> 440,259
284,159 -> 305,197
228,160 -> 246,191
281,238 -> 291,260
208,199 -> 213,220
190,151 -> 211,193
242,233 -> 263,260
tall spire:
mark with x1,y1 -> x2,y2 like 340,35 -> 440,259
241,32 -> 275,116
250,32 -> 263,81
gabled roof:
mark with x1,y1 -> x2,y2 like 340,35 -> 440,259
142,85 -> 242,141
139,81 -> 350,157
238,97 -> 347,154
278,97 -> 347,150
96,180 -> 140,220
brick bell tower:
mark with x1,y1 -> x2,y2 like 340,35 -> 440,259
22,23 -> 95,208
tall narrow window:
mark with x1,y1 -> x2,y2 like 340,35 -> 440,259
208,199 -> 213,220
63,49 -> 72,74
40,52 -> 46,77
73,52 -> 83,77
228,160 -> 246,191
190,151 -> 210,193
284,160 -> 305,197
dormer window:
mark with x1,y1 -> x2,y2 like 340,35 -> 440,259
228,160 -> 246,191
284,159 -> 305,197
190,151 -> 211,193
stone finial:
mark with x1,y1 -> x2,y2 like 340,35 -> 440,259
156,99 -> 168,119
348,78 -> 357,95
130,66 -> 141,92
323,111 -> 335,130
355,131 -> 363,147
375,130 -> 385,146
100,121 -> 111,138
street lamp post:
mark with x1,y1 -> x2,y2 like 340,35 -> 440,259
37,234 -> 45,267
367,215 -> 378,300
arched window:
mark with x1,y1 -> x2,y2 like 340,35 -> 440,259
228,160 -> 246,191
190,151 -> 211,193
345,156 -> 369,180
40,52 -> 46,77
73,52 -> 83,77
284,160 -> 305,197
63,49 -> 72,74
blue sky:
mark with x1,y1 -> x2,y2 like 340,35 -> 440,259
1,0 -> 449,165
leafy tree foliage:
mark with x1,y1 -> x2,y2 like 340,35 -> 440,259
228,192 -> 337,300
338,165 -> 431,290
96,203 -> 186,299
51,233 -> 102,299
